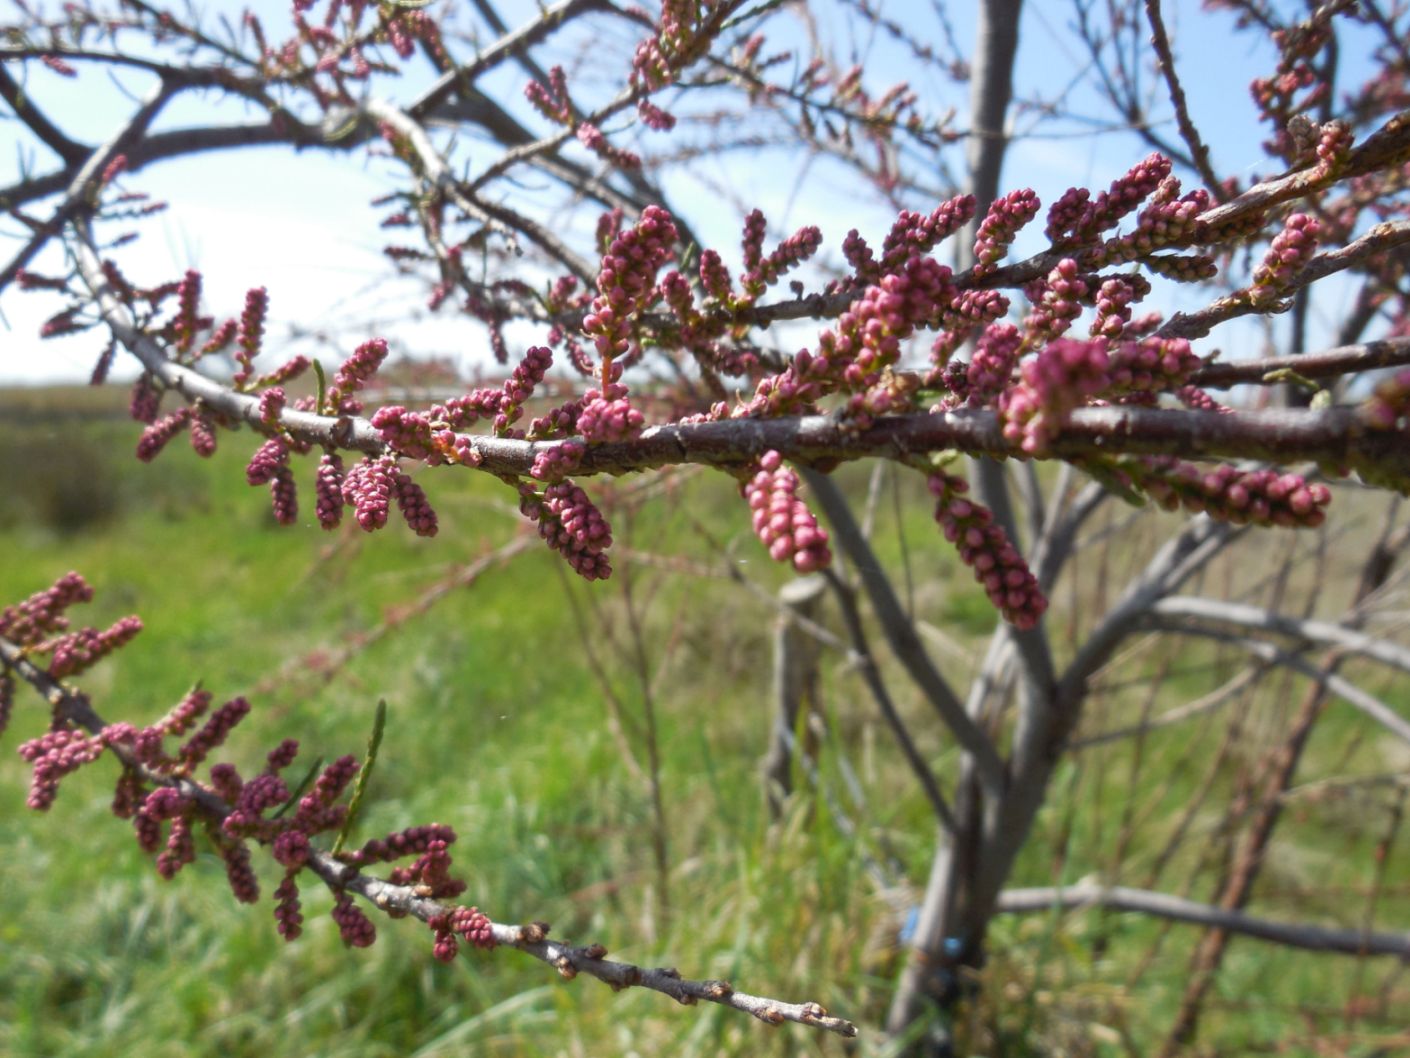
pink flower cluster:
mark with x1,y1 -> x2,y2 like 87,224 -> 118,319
18,728 -> 105,809
928,471 -> 1047,630
3,574 -> 492,964
315,453 -> 345,528
326,337 -> 389,414
0,571 -> 143,684
234,286 -> 269,385
525,66 -> 572,124
972,188 -> 1040,276
576,123 -> 641,170
741,451 -> 831,573
577,382 -> 645,442
428,905 -> 496,963
530,441 -> 586,482
246,437 -> 298,525
1022,258 -> 1091,343
337,456 -> 437,536
999,338 -> 1112,452
845,195 -> 976,285
46,614 -> 143,679
519,480 -> 613,580
582,205 -> 678,372
1104,336 -> 1200,392
1125,458 -> 1332,527
1095,177 -> 1209,266
1050,153 -> 1173,245
740,217 -> 823,297
1251,213 -> 1320,299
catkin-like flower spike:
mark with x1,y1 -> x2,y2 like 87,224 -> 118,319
179,696 -> 252,770
1070,153 -> 1172,242
331,893 -> 376,947
392,468 -> 438,537
576,123 -> 641,169
220,839 -> 260,903
741,451 -> 832,573
1095,181 -> 1209,266
258,387 -> 286,427
189,409 -> 217,457
246,437 -> 290,486
314,452 -> 345,529
964,323 -> 1023,407
1123,457 -> 1332,527
136,407 -> 192,462
274,873 -> 303,941
999,338 -> 1113,453
972,188 -> 1040,277
698,249 -> 733,301
582,205 -> 678,388
326,338 -> 389,413
1250,213 -> 1320,302
45,614 -> 143,678
200,318 -> 238,357
519,479 -> 614,580
129,374 -> 160,424
254,355 -> 311,388
156,815 -> 196,879
741,225 -> 823,297
577,382 -> 644,442
1104,336 -> 1200,393
342,456 -> 396,531
234,287 -> 269,386
0,571 -> 92,645
1022,258 -> 1091,343
451,905 -> 496,950
928,471 -> 1047,629
525,65 -> 572,123
871,195 -> 976,281
17,728 -> 105,810
172,269 -> 203,354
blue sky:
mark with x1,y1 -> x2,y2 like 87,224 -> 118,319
0,0 -> 1379,385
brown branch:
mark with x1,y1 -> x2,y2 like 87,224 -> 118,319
995,883 -> 1410,957
0,632 -> 857,1038
1143,0 -> 1221,195
1160,220 -> 1410,340
68,224 -> 1410,491
1190,336 -> 1410,388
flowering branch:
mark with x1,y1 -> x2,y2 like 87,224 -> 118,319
0,616 -> 857,1039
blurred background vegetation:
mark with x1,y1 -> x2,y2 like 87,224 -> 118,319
3,384 -> 1408,1057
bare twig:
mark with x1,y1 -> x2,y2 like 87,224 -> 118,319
996,882 -> 1410,957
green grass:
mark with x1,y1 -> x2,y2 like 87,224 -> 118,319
3,385 -> 1408,1056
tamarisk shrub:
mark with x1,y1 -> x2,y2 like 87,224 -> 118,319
5,0 -> 1410,1049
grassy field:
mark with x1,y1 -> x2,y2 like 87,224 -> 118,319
2,384 -> 1408,1057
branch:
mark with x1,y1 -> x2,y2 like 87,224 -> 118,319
996,882 -> 1410,957
2,81 -> 175,293
1189,336 -> 1410,389
821,569 -> 956,831
1146,596 -> 1410,678
1143,0 -> 1221,194
1160,220 -> 1410,340
64,233 -> 1410,491
0,63 -> 88,165
1181,629 -> 1410,745
0,633 -> 857,1038
801,469 -> 1006,796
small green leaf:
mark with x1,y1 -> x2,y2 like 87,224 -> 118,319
331,699 -> 387,856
